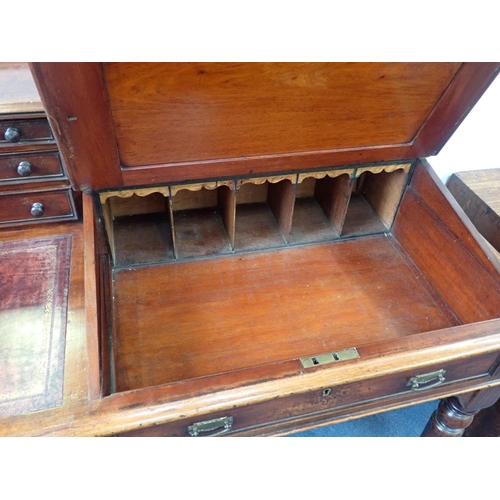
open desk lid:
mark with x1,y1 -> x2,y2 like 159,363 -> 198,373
31,63 -> 500,190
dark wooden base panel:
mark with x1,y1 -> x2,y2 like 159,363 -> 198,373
118,352 -> 500,437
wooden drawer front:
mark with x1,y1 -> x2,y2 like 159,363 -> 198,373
0,152 -> 63,182
0,190 -> 76,225
0,119 -> 53,146
118,351 -> 500,436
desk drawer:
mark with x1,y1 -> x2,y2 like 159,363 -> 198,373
118,350 -> 500,436
0,152 -> 63,182
1,119 -> 53,147
0,189 -> 77,226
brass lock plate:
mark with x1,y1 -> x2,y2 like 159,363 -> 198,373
300,347 -> 359,368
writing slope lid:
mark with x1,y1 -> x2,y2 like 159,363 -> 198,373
31,63 -> 500,190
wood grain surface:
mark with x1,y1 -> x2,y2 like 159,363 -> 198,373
103,62 -> 461,167
29,63 -> 123,190
111,235 -> 454,392
447,168 -> 500,253
393,164 -> 500,325
30,63 -> 500,189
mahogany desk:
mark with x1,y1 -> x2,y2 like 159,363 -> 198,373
3,63 -> 500,437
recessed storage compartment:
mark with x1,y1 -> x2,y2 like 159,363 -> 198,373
234,178 -> 293,251
170,184 -> 234,259
100,191 -> 174,267
100,164 -> 412,268
95,161 -> 500,399
289,170 -> 353,244
343,165 -> 411,237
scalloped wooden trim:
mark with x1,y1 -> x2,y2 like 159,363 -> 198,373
98,164 -> 411,204
297,168 -> 354,183
99,187 -> 170,203
169,180 -> 236,196
237,174 -> 296,188
99,180 -> 236,203
355,163 -> 411,178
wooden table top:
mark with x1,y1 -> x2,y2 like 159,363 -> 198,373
447,168 -> 500,255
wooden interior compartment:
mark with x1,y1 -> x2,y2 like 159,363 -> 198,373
102,161 -> 500,396
234,178 -> 294,250
289,170 -> 353,244
170,184 -> 234,258
101,191 -> 174,267
343,165 -> 410,237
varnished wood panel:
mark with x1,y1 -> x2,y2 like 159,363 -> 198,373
361,169 -> 408,228
103,63 -> 461,167
267,179 -> 295,241
83,194 -> 102,399
408,63 -> 500,157
315,174 -> 353,234
121,144 -> 413,187
393,189 -> 500,325
218,185 -> 236,249
111,236 -> 453,392
29,63 -> 122,190
29,63 -> 500,190
410,161 -> 500,277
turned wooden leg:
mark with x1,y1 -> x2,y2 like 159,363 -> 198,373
421,397 -> 476,437
422,385 -> 500,437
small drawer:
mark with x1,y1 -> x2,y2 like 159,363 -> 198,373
118,350 -> 500,436
0,189 -> 77,226
0,152 -> 64,182
0,119 -> 53,146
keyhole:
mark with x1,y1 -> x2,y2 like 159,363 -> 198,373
322,388 -> 332,397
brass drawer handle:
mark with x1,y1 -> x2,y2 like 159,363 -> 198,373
188,416 -> 233,437
407,369 -> 446,391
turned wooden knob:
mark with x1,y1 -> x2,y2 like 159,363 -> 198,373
17,161 -> 32,177
4,127 -> 21,142
30,202 -> 44,217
